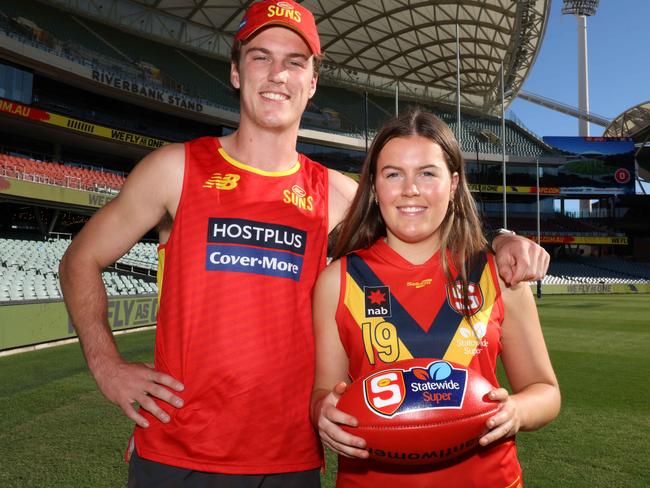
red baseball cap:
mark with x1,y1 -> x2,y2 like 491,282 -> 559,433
235,0 -> 321,56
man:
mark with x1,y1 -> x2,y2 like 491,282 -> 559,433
59,1 -> 549,486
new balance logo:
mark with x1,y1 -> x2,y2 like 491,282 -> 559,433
203,173 -> 240,190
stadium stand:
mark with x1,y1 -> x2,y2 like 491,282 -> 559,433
0,237 -> 157,302
6,234 -> 648,305
116,242 -> 159,272
0,1 -> 236,111
0,151 -> 125,193
0,0 -> 128,62
0,0 -> 646,317
0,0 -> 550,157
310,83 -> 549,156
543,257 -> 650,285
486,215 -> 612,237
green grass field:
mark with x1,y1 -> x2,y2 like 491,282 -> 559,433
1,295 -> 649,487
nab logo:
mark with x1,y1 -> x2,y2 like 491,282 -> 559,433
446,281 -> 483,316
364,286 -> 391,318
203,173 -> 240,190
282,184 -> 314,212
407,278 -> 432,289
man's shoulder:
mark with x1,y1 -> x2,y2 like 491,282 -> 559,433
327,168 -> 358,199
127,143 -> 185,188
145,142 -> 186,168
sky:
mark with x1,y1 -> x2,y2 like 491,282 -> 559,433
507,0 -> 650,194
509,0 -> 649,139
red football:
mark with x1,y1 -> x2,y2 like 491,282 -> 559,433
337,358 -> 499,465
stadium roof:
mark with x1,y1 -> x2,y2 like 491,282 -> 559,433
48,0 -> 551,113
604,100 -> 650,142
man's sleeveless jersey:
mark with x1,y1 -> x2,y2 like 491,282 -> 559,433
335,239 -> 522,487
134,137 -> 329,473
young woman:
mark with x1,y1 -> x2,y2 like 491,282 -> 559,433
311,108 -> 560,487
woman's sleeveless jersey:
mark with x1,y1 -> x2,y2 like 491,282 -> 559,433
335,239 -> 522,487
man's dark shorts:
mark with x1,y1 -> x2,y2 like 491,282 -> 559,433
128,450 -> 320,488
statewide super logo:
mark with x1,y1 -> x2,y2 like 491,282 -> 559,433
363,360 -> 468,418
446,281 -> 484,316
364,286 -> 391,318
205,218 -> 306,281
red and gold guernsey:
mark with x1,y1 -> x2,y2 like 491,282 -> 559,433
133,137 -> 329,473
335,239 -> 523,488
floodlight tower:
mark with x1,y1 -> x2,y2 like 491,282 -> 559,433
562,0 -> 600,136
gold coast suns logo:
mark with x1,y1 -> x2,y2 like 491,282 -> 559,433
283,184 -> 314,212
268,2 -> 302,22
446,281 -> 483,316
203,173 -> 240,190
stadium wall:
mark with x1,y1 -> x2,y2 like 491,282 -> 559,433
0,175 -> 114,208
531,283 -> 650,295
0,295 -> 157,351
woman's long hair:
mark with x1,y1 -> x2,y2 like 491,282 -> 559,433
332,107 -> 489,293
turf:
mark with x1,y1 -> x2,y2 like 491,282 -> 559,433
0,295 -> 648,487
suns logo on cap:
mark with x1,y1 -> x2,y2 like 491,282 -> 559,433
203,173 -> 240,190
267,2 -> 302,22
282,184 -> 314,211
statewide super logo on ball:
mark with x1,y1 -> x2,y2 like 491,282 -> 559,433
337,358 -> 499,465
363,360 -> 468,418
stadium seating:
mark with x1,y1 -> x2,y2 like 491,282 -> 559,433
0,1 -> 235,112
541,257 -> 650,285
2,236 -> 646,304
116,242 -> 159,272
0,0 -> 127,61
0,237 -> 157,302
0,0 -> 550,154
486,215 -> 609,236
0,152 -> 125,193
83,20 -> 236,109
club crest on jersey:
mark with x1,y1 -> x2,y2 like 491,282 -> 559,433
363,360 -> 468,418
282,184 -> 314,212
446,281 -> 484,316
364,286 -> 391,318
203,173 -> 240,190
